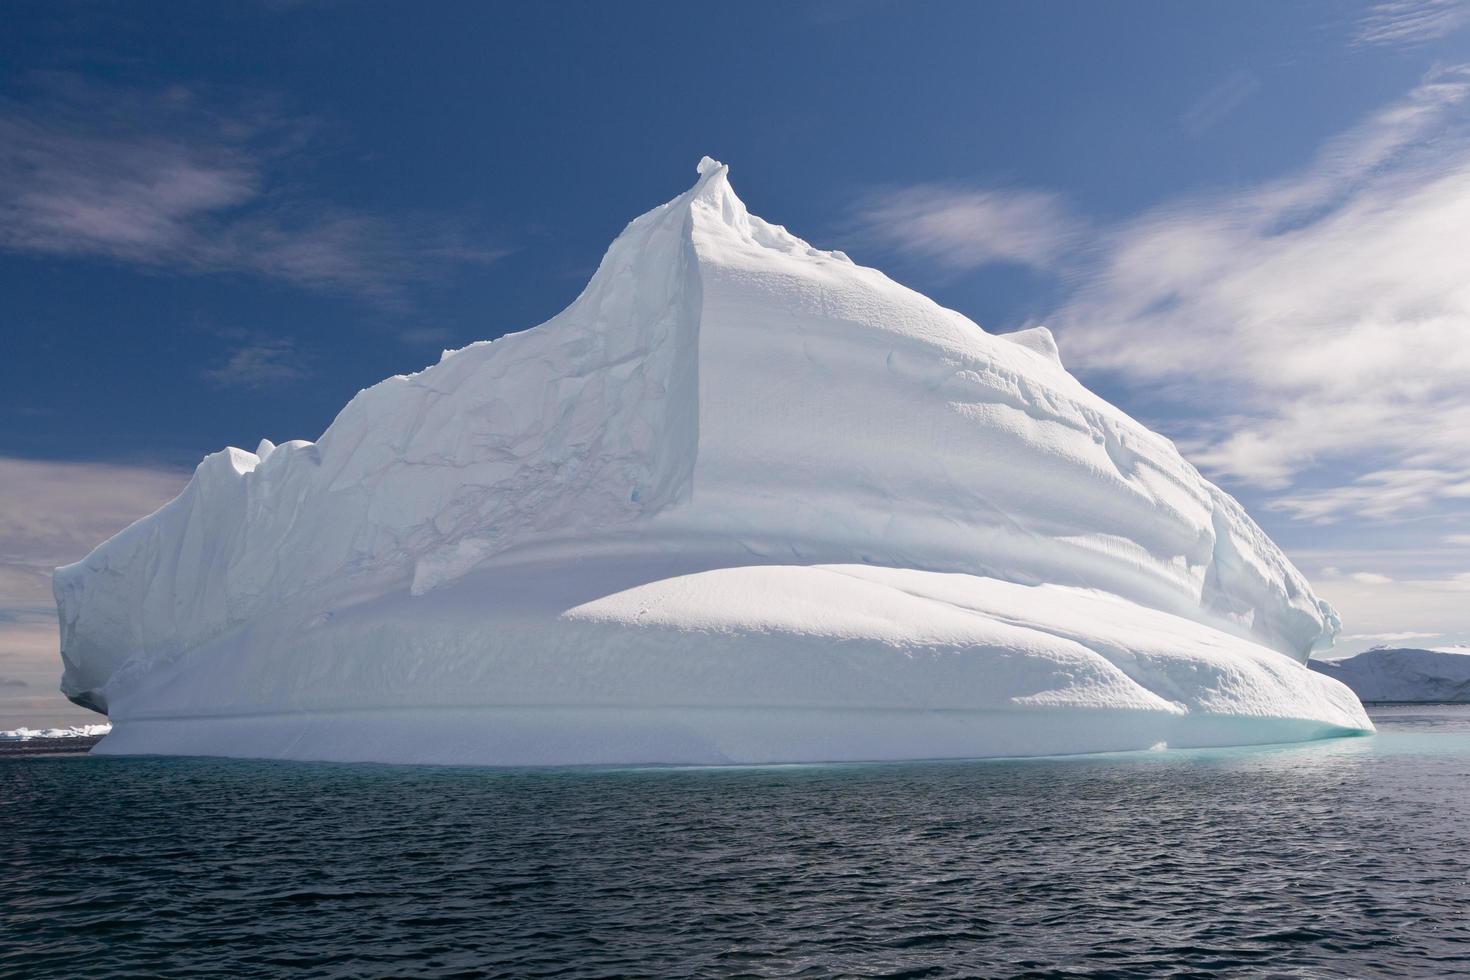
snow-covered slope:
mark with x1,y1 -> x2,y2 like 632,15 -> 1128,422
55,158 -> 1370,765
1311,647 -> 1470,703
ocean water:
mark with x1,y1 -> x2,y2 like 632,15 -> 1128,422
4,706 -> 1470,979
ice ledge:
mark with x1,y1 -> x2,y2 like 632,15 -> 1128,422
92,707 -> 1370,767
1002,325 -> 1062,365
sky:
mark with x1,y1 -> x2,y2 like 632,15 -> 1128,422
3,0 -> 1470,726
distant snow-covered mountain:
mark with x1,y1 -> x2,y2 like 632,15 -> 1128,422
1311,647 -> 1470,703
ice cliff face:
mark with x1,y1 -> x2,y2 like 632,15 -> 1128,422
54,159 -> 1367,764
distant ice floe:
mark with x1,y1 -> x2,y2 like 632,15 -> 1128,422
0,724 -> 111,741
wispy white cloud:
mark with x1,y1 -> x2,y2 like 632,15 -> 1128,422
1337,630 -> 1442,644
202,337 -> 310,389
849,184 -> 1081,273
1271,468 -> 1470,524
1312,564 -> 1470,653
1049,63 -> 1470,525
0,74 -> 508,306
1349,571 -> 1395,584
1352,0 -> 1470,47
398,326 -> 458,348
1180,70 -> 1260,136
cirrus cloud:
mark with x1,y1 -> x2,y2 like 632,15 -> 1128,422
1352,0 -> 1470,48
0,74 -> 509,309
848,184 -> 1082,274
1051,64 -> 1470,526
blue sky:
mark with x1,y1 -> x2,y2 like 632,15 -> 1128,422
4,0 -> 1470,724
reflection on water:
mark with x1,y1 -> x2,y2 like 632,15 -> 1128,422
3,705 -> 1470,978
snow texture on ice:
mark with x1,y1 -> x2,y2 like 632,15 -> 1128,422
54,159 -> 1370,765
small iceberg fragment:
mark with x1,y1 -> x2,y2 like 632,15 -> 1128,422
0,724 -> 112,741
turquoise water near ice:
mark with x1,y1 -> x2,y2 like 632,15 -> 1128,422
4,705 -> 1470,978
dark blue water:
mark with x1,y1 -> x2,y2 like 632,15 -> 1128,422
5,706 -> 1470,979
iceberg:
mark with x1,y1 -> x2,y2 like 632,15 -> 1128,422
54,158 -> 1371,765
1311,647 -> 1470,703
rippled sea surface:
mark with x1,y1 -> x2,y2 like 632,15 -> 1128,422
5,706 -> 1470,979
